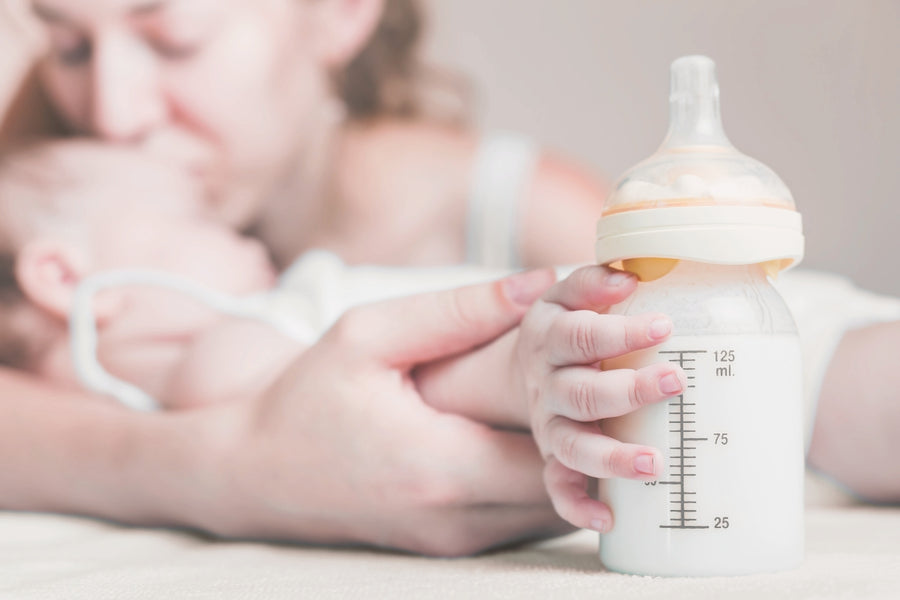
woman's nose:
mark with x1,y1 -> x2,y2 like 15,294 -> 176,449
90,32 -> 167,143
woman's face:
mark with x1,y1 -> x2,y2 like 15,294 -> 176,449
32,0 -> 336,228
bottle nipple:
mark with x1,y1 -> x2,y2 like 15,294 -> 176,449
595,55 -> 804,281
662,55 -> 732,149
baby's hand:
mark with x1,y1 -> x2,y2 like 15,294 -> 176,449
515,266 -> 686,533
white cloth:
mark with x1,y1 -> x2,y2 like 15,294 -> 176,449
272,250 -> 520,344
2,506 -> 899,599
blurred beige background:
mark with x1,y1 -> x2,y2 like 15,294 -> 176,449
425,0 -> 900,295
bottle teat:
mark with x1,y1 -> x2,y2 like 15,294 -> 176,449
662,55 -> 731,149
595,55 -> 804,280
602,55 -> 796,216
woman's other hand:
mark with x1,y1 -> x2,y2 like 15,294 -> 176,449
1,0 -> 44,59
206,269 -> 573,556
1,1 -> 48,138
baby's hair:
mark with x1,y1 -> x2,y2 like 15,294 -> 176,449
0,150 -> 38,368
337,0 -> 469,123
0,142 -> 83,370
0,142 -> 72,251
0,251 -> 29,368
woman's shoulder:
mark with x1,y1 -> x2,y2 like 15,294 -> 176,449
331,118 -> 609,266
332,118 -> 477,223
323,119 -> 477,263
335,118 -> 605,208
337,118 -> 477,187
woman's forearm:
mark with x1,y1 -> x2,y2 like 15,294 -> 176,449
0,368 -> 234,531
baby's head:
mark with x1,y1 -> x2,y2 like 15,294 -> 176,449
0,141 -> 276,392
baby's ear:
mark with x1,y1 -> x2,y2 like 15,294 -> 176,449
15,239 -> 121,325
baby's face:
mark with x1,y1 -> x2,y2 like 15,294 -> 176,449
67,146 -> 278,340
85,190 -> 277,296
15,143 -> 278,395
33,142 -> 277,296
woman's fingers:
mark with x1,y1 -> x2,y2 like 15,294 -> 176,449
542,265 -> 637,311
336,268 -> 556,367
541,416 -> 662,480
545,311 -> 673,367
547,362 -> 685,421
544,457 -> 613,532
449,422 -> 556,505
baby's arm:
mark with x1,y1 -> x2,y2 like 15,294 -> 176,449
417,266 -> 686,531
163,318 -> 307,410
808,320 -> 900,503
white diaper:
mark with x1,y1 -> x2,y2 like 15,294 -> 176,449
273,249 -> 524,338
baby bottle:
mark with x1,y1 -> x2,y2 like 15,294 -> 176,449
595,56 -> 805,576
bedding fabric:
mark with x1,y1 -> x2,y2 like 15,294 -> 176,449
1,479 -> 898,600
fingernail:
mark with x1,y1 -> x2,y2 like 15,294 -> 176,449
504,269 -> 554,306
659,372 -> 683,395
634,454 -> 657,475
606,270 -> 634,287
648,317 -> 672,340
590,518 -> 611,533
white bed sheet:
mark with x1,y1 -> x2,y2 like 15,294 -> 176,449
1,475 -> 897,600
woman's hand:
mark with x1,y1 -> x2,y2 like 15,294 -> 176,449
0,0 -> 43,53
207,269 -> 572,556
1,1 -> 47,138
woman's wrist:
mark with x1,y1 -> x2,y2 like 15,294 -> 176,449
192,398 -> 358,544
121,402 -> 252,535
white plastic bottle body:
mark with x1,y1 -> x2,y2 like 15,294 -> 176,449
598,262 -> 805,576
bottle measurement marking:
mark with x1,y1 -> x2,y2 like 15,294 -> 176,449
657,350 -> 711,530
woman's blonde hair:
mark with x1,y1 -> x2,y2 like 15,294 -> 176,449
335,0 -> 468,122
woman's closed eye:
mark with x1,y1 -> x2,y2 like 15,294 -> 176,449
47,29 -> 204,66
139,3 -> 219,63
147,35 -> 203,61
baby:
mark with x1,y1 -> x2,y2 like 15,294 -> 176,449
0,141 -> 684,533
0,142 -> 515,405
0,142 -> 289,408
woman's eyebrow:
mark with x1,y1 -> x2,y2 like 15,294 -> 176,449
31,1 -> 170,24
130,1 -> 170,18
